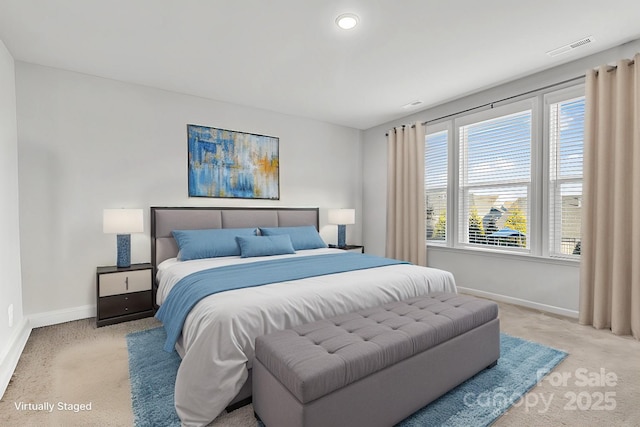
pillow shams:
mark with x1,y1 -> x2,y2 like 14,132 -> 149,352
259,226 -> 327,250
235,235 -> 296,258
172,228 -> 256,261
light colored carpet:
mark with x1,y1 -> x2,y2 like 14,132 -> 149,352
1,300 -> 639,427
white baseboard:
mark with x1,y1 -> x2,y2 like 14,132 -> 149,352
0,318 -> 32,399
457,287 -> 579,319
28,304 -> 95,329
0,305 -> 96,400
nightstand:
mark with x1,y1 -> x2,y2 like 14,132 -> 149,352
96,263 -> 154,327
328,244 -> 365,254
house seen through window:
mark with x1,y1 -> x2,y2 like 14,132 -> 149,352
458,106 -> 532,250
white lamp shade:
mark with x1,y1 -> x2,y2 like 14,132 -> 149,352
103,209 -> 144,234
328,209 -> 355,225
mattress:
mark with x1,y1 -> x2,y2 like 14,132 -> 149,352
156,248 -> 457,426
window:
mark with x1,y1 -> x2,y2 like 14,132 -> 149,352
548,91 -> 585,258
458,101 -> 534,251
425,127 -> 448,243
423,84 -> 584,260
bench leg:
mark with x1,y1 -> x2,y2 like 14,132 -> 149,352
486,360 -> 498,369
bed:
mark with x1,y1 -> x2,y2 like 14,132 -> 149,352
151,206 -> 457,427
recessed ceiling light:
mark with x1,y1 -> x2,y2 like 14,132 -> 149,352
336,13 -> 359,30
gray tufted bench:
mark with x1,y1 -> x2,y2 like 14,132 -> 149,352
253,292 -> 500,427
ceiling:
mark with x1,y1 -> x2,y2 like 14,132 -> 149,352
1,1 -> 640,130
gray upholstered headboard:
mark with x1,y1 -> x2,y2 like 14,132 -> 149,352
150,206 -> 320,269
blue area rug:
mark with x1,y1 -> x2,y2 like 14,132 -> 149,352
127,327 -> 181,427
127,328 -> 567,427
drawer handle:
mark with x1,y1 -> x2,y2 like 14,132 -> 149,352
125,276 -> 129,291
124,296 -> 129,301
125,307 -> 128,311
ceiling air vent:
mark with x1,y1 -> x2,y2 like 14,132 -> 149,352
402,100 -> 424,109
546,36 -> 594,57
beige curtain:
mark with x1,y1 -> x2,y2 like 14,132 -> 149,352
386,123 -> 427,266
579,53 -> 640,339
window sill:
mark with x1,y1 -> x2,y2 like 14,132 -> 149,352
426,244 -> 580,267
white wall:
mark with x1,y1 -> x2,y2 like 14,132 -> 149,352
0,40 -> 27,397
362,39 -> 640,316
15,63 -> 362,319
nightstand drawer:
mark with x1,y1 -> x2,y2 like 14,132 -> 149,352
99,291 -> 152,319
99,269 -> 151,297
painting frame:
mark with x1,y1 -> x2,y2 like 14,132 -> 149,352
187,124 -> 280,200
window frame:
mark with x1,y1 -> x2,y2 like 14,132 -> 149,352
422,82 -> 585,262
425,121 -> 452,246
543,85 -> 585,260
454,98 -> 538,254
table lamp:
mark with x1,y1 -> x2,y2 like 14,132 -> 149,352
103,208 -> 144,268
328,208 -> 355,248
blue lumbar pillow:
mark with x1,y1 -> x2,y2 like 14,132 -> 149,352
235,235 -> 296,258
259,226 -> 327,250
172,228 -> 257,261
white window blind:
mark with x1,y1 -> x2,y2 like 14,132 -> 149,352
458,105 -> 532,250
425,129 -> 448,242
549,95 -> 585,257
421,83 -> 584,260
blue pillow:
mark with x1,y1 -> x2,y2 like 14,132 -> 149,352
259,226 -> 327,250
172,228 -> 257,261
235,235 -> 296,258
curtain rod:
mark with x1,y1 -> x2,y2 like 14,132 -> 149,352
385,74 -> 583,136
600,59 -> 635,73
416,60 -> 636,127
386,58 -> 637,135
419,74 -> 586,127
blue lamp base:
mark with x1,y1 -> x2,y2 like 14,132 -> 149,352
337,224 -> 346,248
116,234 -> 131,268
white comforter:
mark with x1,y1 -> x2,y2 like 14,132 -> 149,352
156,248 -> 457,426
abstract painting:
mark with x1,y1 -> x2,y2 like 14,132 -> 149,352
187,124 -> 279,199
